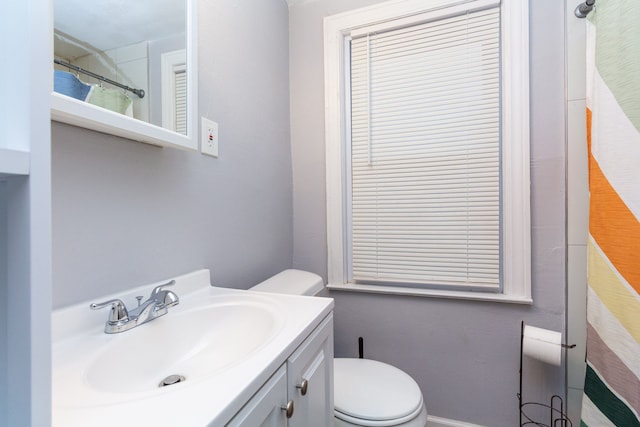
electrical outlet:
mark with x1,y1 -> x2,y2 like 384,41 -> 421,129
201,117 -> 218,157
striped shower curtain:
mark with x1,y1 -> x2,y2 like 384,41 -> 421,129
580,0 -> 640,426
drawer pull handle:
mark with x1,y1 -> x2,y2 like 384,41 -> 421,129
296,379 -> 309,396
282,400 -> 294,418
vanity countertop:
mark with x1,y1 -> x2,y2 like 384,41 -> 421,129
52,269 -> 334,426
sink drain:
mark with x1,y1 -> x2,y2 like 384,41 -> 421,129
159,374 -> 186,387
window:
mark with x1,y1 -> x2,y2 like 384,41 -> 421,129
324,0 -> 531,303
161,49 -> 187,135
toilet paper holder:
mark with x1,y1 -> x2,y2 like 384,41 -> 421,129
518,321 -> 575,427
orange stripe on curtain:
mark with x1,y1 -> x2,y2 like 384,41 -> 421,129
588,143 -> 640,295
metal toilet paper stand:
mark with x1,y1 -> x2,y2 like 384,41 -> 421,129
518,321 -> 576,426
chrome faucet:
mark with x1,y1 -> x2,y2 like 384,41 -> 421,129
90,280 -> 179,334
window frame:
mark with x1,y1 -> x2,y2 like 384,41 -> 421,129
323,0 -> 532,304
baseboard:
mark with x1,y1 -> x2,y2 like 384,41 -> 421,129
427,415 -> 484,427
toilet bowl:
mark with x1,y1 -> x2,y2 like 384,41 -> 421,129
251,269 -> 428,427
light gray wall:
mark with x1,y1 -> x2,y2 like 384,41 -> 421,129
52,0 -> 292,308
289,1 -> 567,425
0,181 -> 7,425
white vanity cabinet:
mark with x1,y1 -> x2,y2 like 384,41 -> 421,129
226,365 -> 289,427
227,314 -> 334,427
287,313 -> 334,427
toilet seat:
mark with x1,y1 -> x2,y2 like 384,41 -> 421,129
334,358 -> 425,426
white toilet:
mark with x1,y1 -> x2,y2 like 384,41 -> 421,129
251,269 -> 428,427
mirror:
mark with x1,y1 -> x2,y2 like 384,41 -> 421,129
51,0 -> 198,150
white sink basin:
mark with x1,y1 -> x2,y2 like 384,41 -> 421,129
85,298 -> 281,394
52,270 -> 333,427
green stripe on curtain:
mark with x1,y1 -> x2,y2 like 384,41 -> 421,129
584,365 -> 640,427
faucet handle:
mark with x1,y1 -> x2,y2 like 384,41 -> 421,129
150,280 -> 179,307
150,280 -> 176,296
90,299 -> 129,323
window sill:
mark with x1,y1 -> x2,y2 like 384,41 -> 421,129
326,282 -> 533,304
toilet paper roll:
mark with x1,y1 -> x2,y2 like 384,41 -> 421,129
523,325 -> 562,366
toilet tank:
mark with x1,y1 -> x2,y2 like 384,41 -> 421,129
251,269 -> 324,296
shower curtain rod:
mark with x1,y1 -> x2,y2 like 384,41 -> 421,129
54,59 -> 145,99
575,0 -> 595,18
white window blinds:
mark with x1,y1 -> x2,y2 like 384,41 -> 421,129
349,5 -> 501,290
174,68 -> 187,135
161,49 -> 187,135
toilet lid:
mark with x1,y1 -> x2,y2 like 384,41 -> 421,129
251,269 -> 324,296
334,358 -> 424,425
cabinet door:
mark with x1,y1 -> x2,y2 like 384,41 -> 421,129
226,364 -> 289,427
287,315 -> 334,427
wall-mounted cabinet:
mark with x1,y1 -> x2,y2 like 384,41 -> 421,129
51,0 -> 198,150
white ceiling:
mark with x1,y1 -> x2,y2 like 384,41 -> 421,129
54,0 -> 185,53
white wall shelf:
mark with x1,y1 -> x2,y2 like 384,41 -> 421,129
0,148 -> 30,176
